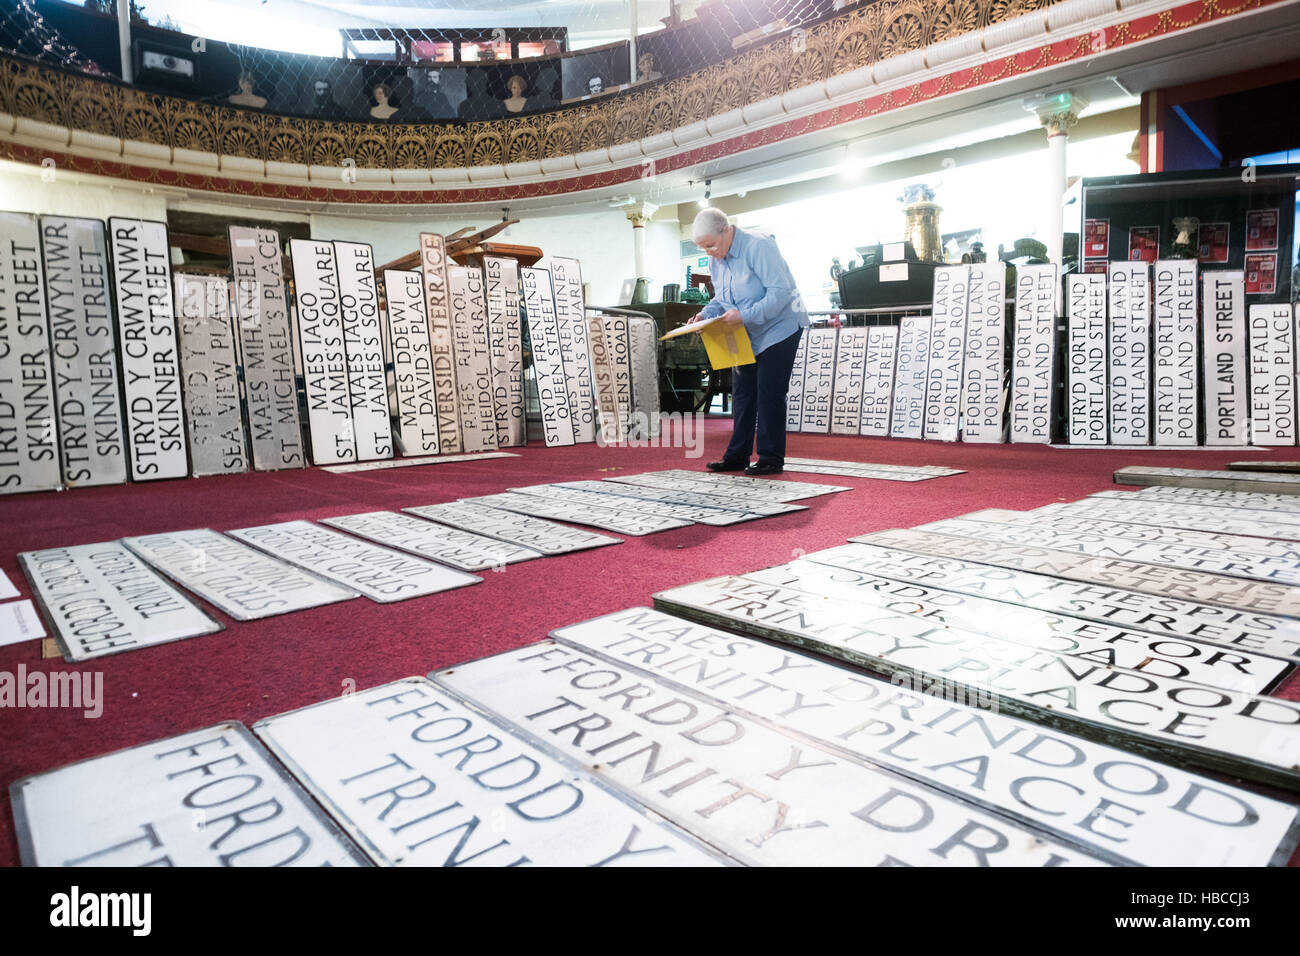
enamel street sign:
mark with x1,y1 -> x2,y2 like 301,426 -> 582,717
39,216 -> 127,487
228,520 -> 480,602
924,264 -> 969,442
433,643 -> 1106,866
553,607 -> 1300,866
122,528 -> 357,619
20,541 -> 221,661
460,491 -> 691,536
11,723 -> 366,866
322,511 -> 541,572
960,262 -> 1007,443
108,217 -> 187,480
652,575 -> 1300,790
740,560 -> 1288,693
253,678 -> 727,866
174,273 -> 249,476
289,239 -> 355,465
404,501 -> 621,555
227,225 -> 303,470
804,540 -> 1300,664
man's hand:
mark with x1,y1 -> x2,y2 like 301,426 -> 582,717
717,308 -> 744,328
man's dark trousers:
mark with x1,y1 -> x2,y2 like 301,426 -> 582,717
723,327 -> 803,466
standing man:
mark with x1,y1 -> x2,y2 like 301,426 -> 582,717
691,208 -> 809,475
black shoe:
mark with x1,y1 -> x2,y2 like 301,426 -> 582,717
707,458 -> 749,472
744,462 -> 783,476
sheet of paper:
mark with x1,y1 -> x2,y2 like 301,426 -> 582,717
0,568 -> 17,600
658,314 -> 715,339
0,600 -> 46,647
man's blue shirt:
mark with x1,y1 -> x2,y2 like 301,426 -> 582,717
698,228 -> 809,355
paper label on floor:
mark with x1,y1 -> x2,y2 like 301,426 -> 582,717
0,599 -> 45,647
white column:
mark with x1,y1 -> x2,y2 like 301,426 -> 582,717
118,0 -> 133,83
625,201 -> 658,278
629,0 -> 639,81
1028,92 -> 1086,266
1043,126 -> 1068,266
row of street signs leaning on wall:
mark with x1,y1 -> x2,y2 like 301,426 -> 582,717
0,211 -> 655,496
788,261 -> 1299,446
10,469 -> 1300,867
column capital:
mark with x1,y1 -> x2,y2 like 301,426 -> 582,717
1026,91 -> 1088,137
625,201 -> 659,228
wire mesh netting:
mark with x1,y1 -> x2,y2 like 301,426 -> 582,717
1,0 -> 856,122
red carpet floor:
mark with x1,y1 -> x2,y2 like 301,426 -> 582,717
2,416 -> 1299,866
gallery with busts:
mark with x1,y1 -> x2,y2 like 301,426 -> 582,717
0,0 -> 1299,901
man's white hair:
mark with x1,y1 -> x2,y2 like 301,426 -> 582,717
692,207 -> 731,238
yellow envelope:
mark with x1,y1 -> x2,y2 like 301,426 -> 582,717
699,322 -> 755,368
659,316 -> 756,368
